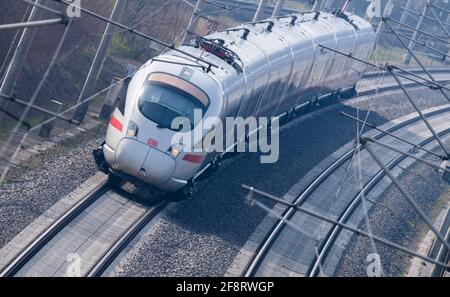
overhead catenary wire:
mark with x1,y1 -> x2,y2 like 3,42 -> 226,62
0,1 -> 32,81
318,45 -> 450,91
342,2 -> 450,274
383,19 -> 450,92
201,0 -> 233,11
386,17 -> 450,45
430,2 -> 450,15
0,73 -> 130,183
340,111 -> 445,159
68,0 -> 173,40
355,117 -> 383,275
293,3 -> 450,274
393,30 -> 450,60
362,137 -> 450,174
280,21 -> 391,275
20,0 -> 65,17
427,4 -> 450,35
383,14 -> 450,154
348,29 -> 387,272
388,67 -> 450,159
3,0 -> 450,264
241,184 -> 450,270
361,139 -> 450,253
0,0 -> 228,179
0,0 -> 47,120
51,0 -> 218,70
173,0 -> 254,44
0,93 -> 79,124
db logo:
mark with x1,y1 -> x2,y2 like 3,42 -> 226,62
147,138 -> 159,148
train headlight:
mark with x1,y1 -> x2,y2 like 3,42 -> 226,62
169,144 -> 183,158
127,121 -> 139,138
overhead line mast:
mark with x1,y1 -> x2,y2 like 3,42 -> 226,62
0,0 -> 45,117
241,184 -> 450,270
50,0 -> 220,122
52,0 -> 218,70
72,0 -> 126,123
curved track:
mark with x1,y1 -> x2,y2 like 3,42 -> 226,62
87,200 -> 168,277
0,182 -> 167,277
243,105 -> 450,277
1,69 -> 449,277
308,128 -> 450,277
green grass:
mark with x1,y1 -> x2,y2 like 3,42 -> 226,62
108,34 -> 150,62
0,114 -> 47,142
370,45 -> 447,68
91,94 -> 105,105
0,120 -> 15,142
109,34 -> 134,57
83,46 -> 96,63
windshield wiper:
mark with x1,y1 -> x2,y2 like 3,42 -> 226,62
157,123 -> 172,129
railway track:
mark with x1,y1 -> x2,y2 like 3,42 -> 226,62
308,129 -> 450,277
87,200 -> 168,277
1,68 -> 449,277
242,105 -> 450,277
0,181 -> 168,277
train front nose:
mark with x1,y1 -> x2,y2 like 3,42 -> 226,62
113,138 -> 176,186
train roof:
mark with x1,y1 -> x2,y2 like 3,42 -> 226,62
158,11 -> 374,82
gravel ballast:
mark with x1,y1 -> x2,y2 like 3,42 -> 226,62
110,86 -> 450,277
0,124 -> 106,249
0,83 -> 447,276
335,138 -> 450,277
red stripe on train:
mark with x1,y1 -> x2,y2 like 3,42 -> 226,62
182,154 -> 205,164
109,115 -> 123,132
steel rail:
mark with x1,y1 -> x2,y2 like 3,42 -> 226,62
243,183 -> 450,272
0,181 -> 169,277
242,106 -> 450,276
308,127 -> 450,276
0,182 -> 110,277
431,211 -> 450,277
194,70 -> 450,182
87,201 -> 169,277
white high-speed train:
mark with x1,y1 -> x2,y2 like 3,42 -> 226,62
94,10 -> 375,200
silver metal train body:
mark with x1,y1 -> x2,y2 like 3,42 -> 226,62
97,11 -> 375,197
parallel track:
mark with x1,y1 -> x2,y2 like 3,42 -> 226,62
0,182 -> 110,277
0,182 -> 168,277
430,205 -> 450,277
2,69 -> 449,277
243,106 -> 450,277
308,128 -> 450,277
87,201 -> 168,277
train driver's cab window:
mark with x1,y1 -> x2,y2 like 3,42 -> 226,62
138,73 -> 209,131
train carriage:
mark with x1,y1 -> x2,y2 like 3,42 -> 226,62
94,10 -> 376,200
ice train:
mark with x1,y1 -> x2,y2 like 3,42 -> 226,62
94,10 -> 376,199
